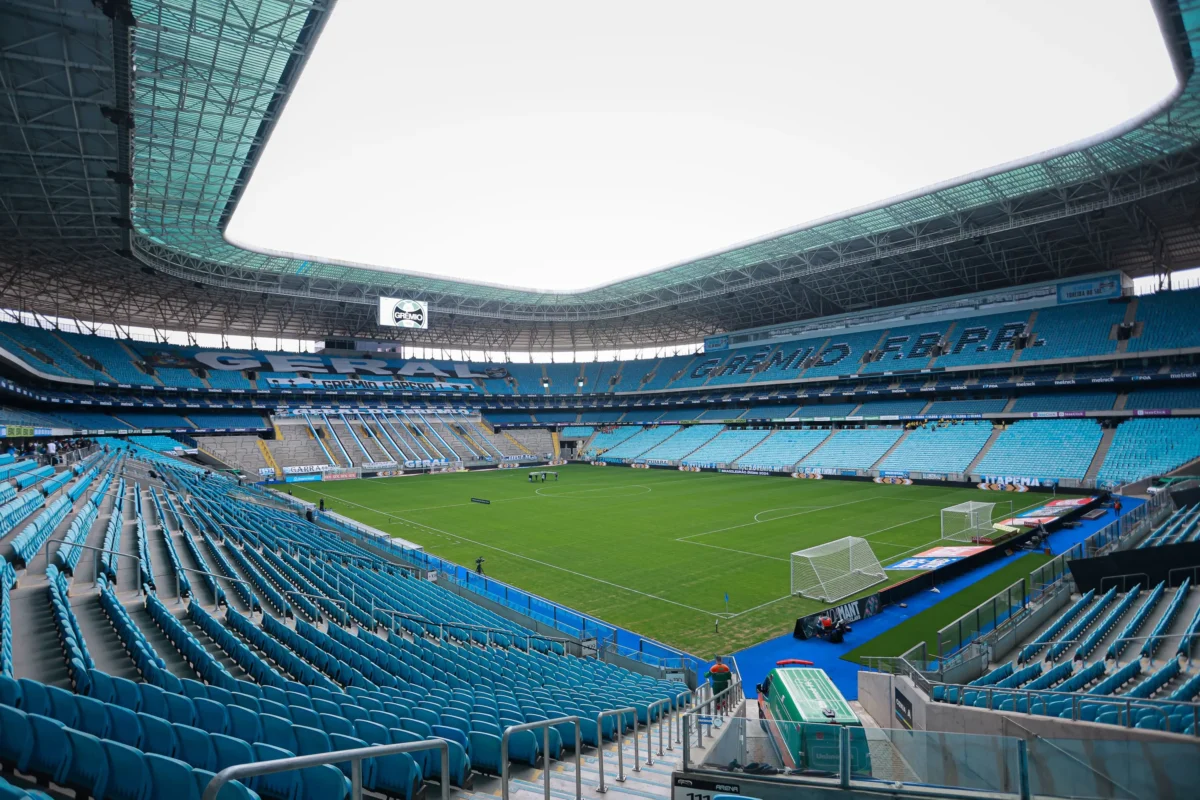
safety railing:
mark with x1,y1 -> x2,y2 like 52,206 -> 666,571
646,698 -> 672,764
682,672 -> 745,768
595,707 -> 637,793
501,716 -> 582,800
201,737 -> 450,800
927,680 -> 1200,736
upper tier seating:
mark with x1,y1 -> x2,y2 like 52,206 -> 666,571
610,360 -> 658,393
483,412 -> 533,425
637,425 -> 722,461
798,428 -> 903,471
530,411 -> 577,424
578,410 -> 624,423
186,413 -> 268,429
204,368 -> 257,390
0,406 -> 67,428
1009,393 -> 1116,413
802,330 -> 885,379
116,412 -> 194,429
50,412 -> 134,431
973,419 -> 1102,480
1097,418 -> 1200,487
878,421 -> 994,474
503,365 -> 545,394
1022,302 -> 1126,361
0,324 -> 106,382
681,429 -> 769,466
1130,288 -> 1200,352
600,426 -> 681,460
732,430 -> 830,470
64,333 -> 157,385
695,407 -> 745,420
929,311 -> 1032,369
858,320 -> 953,374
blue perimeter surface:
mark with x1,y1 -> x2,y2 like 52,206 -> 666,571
727,495 -> 1145,701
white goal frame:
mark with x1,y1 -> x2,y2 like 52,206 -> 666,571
790,536 -> 887,603
941,501 -> 1002,543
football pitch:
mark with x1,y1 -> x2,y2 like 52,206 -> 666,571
287,465 -> 1043,657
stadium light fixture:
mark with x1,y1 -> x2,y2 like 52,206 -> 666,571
225,0 -> 1177,294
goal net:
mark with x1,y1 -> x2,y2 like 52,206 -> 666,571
941,501 -> 997,543
791,537 -> 887,603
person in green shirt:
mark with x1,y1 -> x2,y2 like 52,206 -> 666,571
709,656 -> 732,710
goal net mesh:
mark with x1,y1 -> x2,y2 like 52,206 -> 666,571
941,501 -> 996,542
790,537 -> 887,603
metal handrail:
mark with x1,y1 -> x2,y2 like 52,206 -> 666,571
201,737 -> 449,800
646,698 -> 671,762
40,538 -> 143,592
682,675 -> 744,768
501,716 -> 582,800
669,689 -> 693,747
596,707 -> 637,793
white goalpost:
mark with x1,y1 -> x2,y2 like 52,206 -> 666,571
941,501 -> 1001,543
791,536 -> 887,603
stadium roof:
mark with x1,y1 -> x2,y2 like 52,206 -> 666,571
3,0 -> 1200,350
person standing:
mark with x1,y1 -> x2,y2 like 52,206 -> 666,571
709,656 -> 732,711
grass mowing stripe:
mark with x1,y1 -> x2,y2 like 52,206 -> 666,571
839,552 -> 1052,665
290,465 -> 1076,658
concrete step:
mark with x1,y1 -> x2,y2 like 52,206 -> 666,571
9,585 -> 72,687
179,612 -> 251,678
69,589 -> 140,680
124,601 -> 200,680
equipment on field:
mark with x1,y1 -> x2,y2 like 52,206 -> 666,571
790,536 -> 886,603
941,500 -> 1000,542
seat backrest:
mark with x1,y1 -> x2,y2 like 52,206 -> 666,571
210,733 -> 255,771
285,691 -> 313,710
261,713 -> 299,754
139,682 -> 169,718
290,706 -> 321,730
164,692 -> 198,727
112,677 -> 142,712
137,712 -> 177,757
251,743 -> 302,800
26,713 -> 71,783
226,704 -> 262,744
102,739 -> 152,800
299,765 -> 349,800
261,685 -> 288,706
399,717 -> 432,739
291,724 -> 332,757
75,693 -> 111,739
261,698 -> 291,720
352,719 -> 388,745
193,697 -> 229,735
319,713 -> 353,737
146,753 -> 199,800
64,728 -> 109,799
16,679 -> 48,716
193,770 -> 258,800
46,685 -> 79,728
231,693 -> 261,713
311,698 -> 340,716
340,704 -> 368,723
369,710 -> 400,730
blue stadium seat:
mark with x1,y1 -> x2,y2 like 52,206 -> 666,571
64,728 -> 109,799
102,740 -> 153,800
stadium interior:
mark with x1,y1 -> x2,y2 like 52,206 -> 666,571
3,0 -> 1200,798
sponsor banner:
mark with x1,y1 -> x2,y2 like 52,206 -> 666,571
590,461 -> 607,466
895,688 -> 914,731
1045,496 -> 1097,507
369,470 -> 402,478
378,297 -> 429,329
403,459 -> 449,469
840,469 -> 859,477
879,470 -> 910,478
362,460 -> 397,469
874,476 -> 913,485
979,481 -> 1030,492
284,474 -> 323,483
981,475 -> 1057,488
919,545 -> 992,558
703,334 -> 730,352
257,467 -> 277,477
629,462 -> 651,469
1057,274 -> 1122,305
795,594 -> 881,640
498,462 -> 523,469
719,468 -> 771,476
281,464 -> 331,475
265,377 -> 474,393
791,470 -> 824,480
890,556 -> 960,571
999,515 -> 1058,528
1133,408 -> 1172,417
322,471 -> 357,481
678,465 -> 702,472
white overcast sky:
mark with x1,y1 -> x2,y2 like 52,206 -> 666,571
225,0 -> 1178,293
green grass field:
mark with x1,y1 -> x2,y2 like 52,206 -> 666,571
839,551 -> 1052,666
287,465 -> 1038,657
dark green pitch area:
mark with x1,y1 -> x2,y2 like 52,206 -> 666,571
288,465 -> 1039,657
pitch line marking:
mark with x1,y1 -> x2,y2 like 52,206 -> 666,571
295,489 -> 727,616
